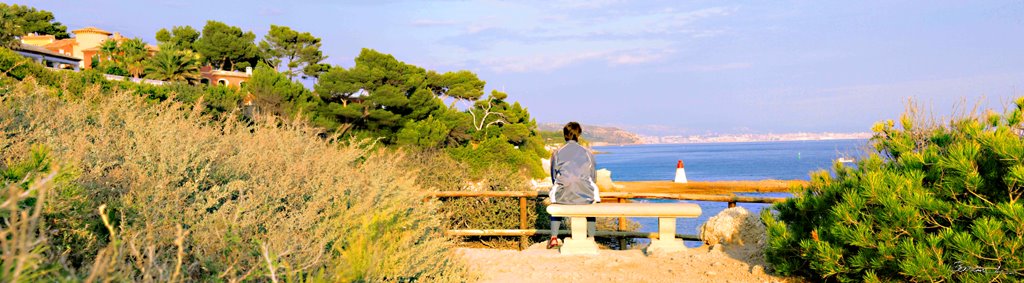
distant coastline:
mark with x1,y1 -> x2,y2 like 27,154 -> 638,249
635,132 -> 873,145
538,122 -> 873,146
594,137 -> 870,147
589,132 -> 873,146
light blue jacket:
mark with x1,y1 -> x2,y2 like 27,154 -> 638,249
549,141 -> 599,204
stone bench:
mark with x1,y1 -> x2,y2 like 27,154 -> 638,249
546,202 -> 702,255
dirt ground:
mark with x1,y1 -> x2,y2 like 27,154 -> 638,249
458,242 -> 794,283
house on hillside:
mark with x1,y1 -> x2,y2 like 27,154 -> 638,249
21,26 -> 252,88
20,27 -> 158,69
12,42 -> 81,70
200,66 -> 251,88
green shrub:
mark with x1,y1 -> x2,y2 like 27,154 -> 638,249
448,137 -> 545,178
762,100 -> 1024,282
396,116 -> 451,149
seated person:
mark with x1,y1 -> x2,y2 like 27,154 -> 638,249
547,122 -> 599,249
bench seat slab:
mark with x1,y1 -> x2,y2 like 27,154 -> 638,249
547,203 -> 701,218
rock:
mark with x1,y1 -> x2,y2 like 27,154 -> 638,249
705,271 -> 718,276
751,264 -> 765,275
698,207 -> 767,247
708,244 -> 724,253
595,169 -> 625,191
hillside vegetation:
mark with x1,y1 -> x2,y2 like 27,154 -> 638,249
538,123 -> 643,145
1,76 -> 479,281
0,32 -> 557,280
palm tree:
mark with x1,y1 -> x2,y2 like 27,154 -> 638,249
119,38 -> 148,79
97,39 -> 119,65
97,38 -> 150,78
144,48 -> 201,83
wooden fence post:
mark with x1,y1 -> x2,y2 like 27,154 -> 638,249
519,196 -> 527,250
618,197 -> 627,249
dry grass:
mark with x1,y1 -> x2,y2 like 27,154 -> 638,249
0,77 -> 473,282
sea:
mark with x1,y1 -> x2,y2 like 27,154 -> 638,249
592,139 -> 870,247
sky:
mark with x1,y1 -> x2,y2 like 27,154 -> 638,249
14,0 -> 1024,135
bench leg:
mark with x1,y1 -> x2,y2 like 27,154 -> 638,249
559,217 -> 598,255
646,217 -> 686,255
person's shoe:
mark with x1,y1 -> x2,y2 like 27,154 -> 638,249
546,236 -> 562,249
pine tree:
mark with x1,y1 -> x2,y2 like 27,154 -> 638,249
258,25 -> 327,80
763,98 -> 1024,282
194,20 -> 258,71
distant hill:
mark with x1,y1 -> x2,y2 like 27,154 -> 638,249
538,123 -> 644,145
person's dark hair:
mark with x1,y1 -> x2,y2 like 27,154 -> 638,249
563,122 -> 582,142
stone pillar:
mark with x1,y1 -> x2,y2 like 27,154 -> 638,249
559,216 -> 598,255
646,217 -> 686,255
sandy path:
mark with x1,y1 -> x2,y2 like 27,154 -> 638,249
458,242 -> 792,283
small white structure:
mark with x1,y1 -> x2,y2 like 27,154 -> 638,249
673,160 -> 688,183
547,203 -> 701,255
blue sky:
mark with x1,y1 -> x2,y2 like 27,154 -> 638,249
16,0 -> 1024,135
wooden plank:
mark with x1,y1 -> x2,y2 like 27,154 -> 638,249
614,180 -> 804,194
428,191 -> 540,198
617,198 -> 627,249
446,229 -> 700,241
600,192 -> 787,204
427,191 -> 787,203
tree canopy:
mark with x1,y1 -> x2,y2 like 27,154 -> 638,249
194,20 -> 258,71
155,25 -> 200,51
258,25 -> 327,80
0,4 -> 69,48
307,48 -> 546,176
245,63 -> 321,118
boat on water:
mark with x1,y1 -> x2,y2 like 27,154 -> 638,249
837,157 -> 855,163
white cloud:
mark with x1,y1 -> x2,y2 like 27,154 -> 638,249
644,7 -> 738,35
815,72 -> 1022,111
482,48 -> 674,73
553,0 -> 623,9
686,62 -> 752,72
609,49 -> 675,65
465,23 -> 494,34
425,4 -> 740,72
259,7 -> 285,16
482,51 -> 609,73
410,19 -> 459,27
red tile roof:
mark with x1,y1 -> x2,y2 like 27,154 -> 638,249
72,26 -> 113,35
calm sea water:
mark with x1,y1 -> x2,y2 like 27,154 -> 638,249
592,139 -> 869,247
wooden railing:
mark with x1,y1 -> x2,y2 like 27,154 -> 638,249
427,180 -> 796,250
